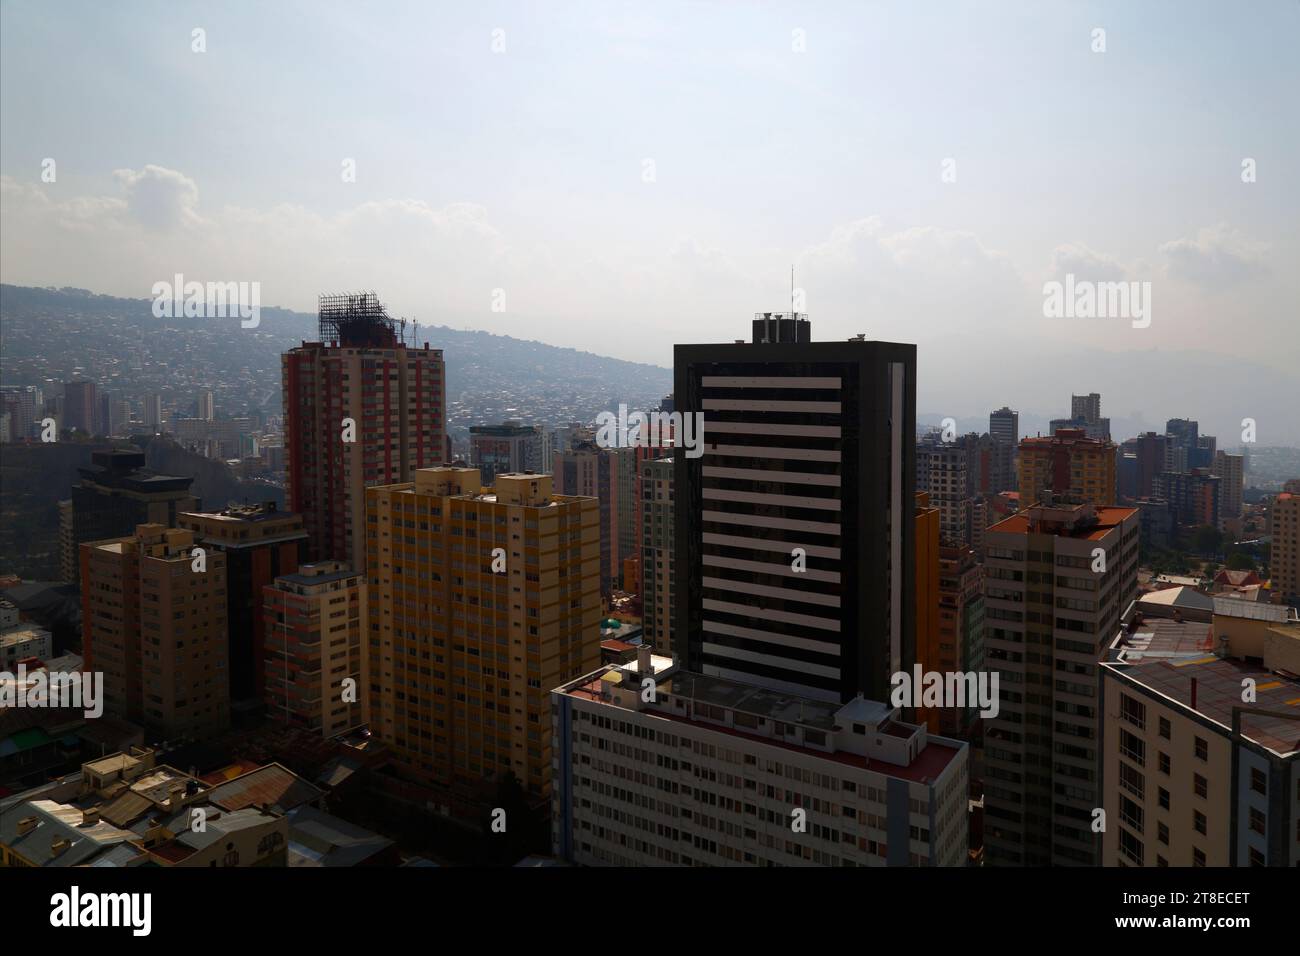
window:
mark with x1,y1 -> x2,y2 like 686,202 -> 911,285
1119,762 -> 1144,799
1193,847 -> 1206,867
1158,752 -> 1170,775
1249,807 -> 1265,836
1158,716 -> 1171,740
1194,774 -> 1207,799
1250,768 -> 1267,796
1120,694 -> 1146,730
1120,795 -> 1143,832
1158,787 -> 1170,810
1119,729 -> 1145,766
1249,847 -> 1265,867
1118,828 -> 1143,866
1193,810 -> 1207,835
1158,822 -> 1169,845
1194,736 -> 1208,761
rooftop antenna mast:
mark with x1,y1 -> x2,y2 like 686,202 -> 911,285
791,264 -> 795,314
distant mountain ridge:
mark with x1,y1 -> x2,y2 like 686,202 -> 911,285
0,283 -> 671,376
4,284 -> 1295,450
0,284 -> 672,435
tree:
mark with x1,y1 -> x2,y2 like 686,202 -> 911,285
1191,525 -> 1223,557
1226,551 -> 1256,572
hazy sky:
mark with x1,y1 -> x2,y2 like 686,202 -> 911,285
2,1 -> 1297,439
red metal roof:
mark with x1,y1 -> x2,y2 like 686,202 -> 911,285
207,763 -> 322,813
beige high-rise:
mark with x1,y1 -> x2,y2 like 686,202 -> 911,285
1270,490 -> 1300,607
1100,608 -> 1300,866
1018,428 -> 1117,509
1211,451 -> 1244,523
82,525 -> 230,740
262,561 -> 363,737
641,456 -> 675,652
983,502 -> 1139,866
365,468 -> 600,803
553,442 -> 621,595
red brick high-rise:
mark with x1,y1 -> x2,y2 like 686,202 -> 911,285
283,293 -> 446,571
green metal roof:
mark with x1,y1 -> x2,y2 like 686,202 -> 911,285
0,726 -> 54,755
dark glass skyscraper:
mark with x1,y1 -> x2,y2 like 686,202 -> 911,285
674,314 -> 916,704
64,449 -> 198,586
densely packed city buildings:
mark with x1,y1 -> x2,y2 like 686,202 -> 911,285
3,299 -> 1297,878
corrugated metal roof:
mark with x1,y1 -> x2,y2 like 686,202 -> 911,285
285,805 -> 392,867
199,759 -> 262,786
100,790 -> 152,828
1213,597 -> 1291,622
88,843 -> 146,867
0,799 -> 136,866
207,763 -> 321,813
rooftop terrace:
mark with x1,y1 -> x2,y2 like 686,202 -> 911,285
1106,616 -> 1300,756
559,659 -> 963,785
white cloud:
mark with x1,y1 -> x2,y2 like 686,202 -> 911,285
1046,242 -> 1129,283
112,165 -> 203,230
1159,223 -> 1268,287
794,217 -> 1030,344
0,169 -> 510,321
2,169 -> 1291,385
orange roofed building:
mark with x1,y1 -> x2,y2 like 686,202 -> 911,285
1018,428 -> 1116,510
982,501 -> 1138,866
